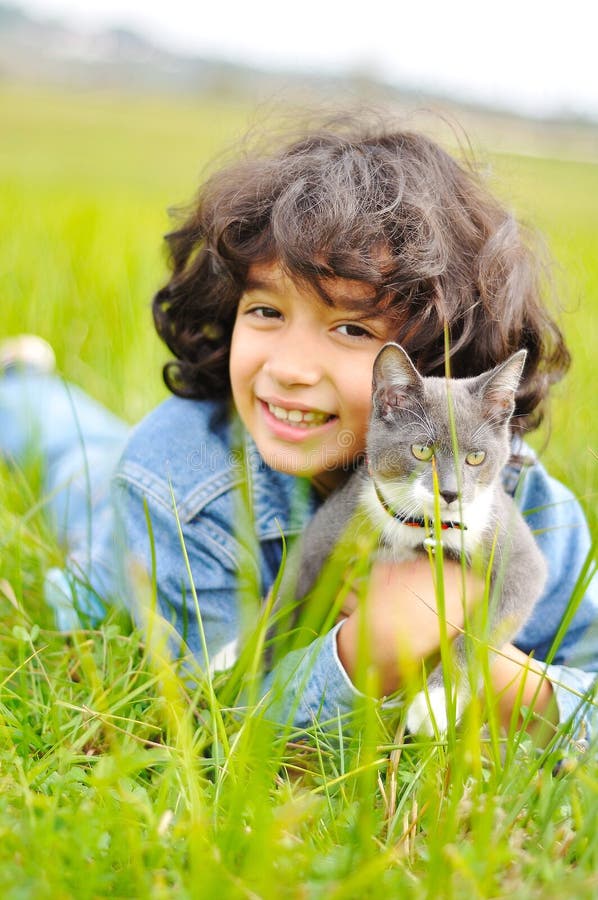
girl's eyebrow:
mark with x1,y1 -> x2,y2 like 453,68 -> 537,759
243,275 -> 279,293
333,298 -> 380,314
326,294 -> 389,318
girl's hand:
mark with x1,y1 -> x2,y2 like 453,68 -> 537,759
336,557 -> 484,696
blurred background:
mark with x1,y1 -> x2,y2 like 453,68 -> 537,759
1,0 -> 596,505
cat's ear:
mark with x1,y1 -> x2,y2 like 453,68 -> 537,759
477,350 -> 527,423
372,343 -> 422,418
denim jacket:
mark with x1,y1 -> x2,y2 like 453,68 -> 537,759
102,395 -> 598,737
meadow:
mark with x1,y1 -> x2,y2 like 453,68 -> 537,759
1,84 -> 597,898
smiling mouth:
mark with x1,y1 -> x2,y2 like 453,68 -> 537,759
264,401 -> 335,428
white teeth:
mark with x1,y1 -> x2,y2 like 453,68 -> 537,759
267,403 -> 330,426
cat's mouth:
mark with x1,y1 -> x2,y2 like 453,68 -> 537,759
368,473 -> 468,526
372,480 -> 467,530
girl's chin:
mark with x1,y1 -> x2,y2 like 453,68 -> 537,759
257,446 -> 327,478
256,441 -> 355,488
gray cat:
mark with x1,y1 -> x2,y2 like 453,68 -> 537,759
285,342 -> 547,736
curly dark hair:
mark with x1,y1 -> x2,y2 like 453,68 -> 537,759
153,112 -> 570,434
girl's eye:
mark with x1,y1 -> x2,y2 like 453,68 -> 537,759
411,444 -> 434,462
465,450 -> 486,466
248,306 -> 282,319
336,323 -> 372,338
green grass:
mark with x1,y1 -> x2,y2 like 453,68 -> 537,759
1,85 -> 598,898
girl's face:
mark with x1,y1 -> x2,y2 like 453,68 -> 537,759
229,261 -> 393,491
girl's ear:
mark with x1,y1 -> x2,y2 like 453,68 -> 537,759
372,343 -> 422,417
477,349 -> 527,423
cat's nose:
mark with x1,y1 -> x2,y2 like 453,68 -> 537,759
440,490 -> 459,505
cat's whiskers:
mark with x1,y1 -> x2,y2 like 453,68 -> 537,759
470,420 -> 494,443
407,403 -> 436,443
479,410 -> 510,430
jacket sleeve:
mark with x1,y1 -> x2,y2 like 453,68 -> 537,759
514,461 -> 598,741
112,467 -> 366,732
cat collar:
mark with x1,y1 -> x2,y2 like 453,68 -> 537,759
371,477 -> 467,531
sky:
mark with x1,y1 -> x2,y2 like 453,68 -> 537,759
17,0 -> 598,120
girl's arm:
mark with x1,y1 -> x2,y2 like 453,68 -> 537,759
488,644 -> 558,742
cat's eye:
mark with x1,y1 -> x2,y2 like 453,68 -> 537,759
466,450 -> 486,466
411,444 -> 434,462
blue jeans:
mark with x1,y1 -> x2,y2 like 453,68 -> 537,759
0,370 -> 129,627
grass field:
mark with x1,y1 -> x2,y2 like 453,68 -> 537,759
1,85 -> 597,898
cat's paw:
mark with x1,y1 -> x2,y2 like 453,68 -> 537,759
406,686 -> 449,737
406,687 -> 469,737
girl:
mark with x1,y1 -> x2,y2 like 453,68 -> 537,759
2,114 -> 596,739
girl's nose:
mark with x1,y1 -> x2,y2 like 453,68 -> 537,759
262,340 -> 322,388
